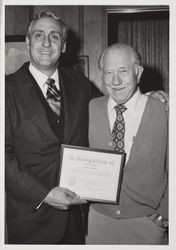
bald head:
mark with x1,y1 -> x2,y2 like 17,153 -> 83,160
99,43 -> 142,70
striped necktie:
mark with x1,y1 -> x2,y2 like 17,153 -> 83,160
112,104 -> 127,153
46,78 -> 61,118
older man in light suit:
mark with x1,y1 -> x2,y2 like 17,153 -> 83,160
87,43 -> 168,244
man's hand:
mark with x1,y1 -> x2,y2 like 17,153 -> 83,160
44,187 -> 87,210
146,90 -> 169,111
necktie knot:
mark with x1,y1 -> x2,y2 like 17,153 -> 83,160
46,78 -> 55,87
115,104 -> 127,114
46,78 -> 61,102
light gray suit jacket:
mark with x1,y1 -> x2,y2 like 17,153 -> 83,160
89,95 -> 168,220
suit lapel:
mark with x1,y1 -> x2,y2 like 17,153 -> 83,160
91,96 -> 114,151
17,66 -> 59,142
125,97 -> 149,166
101,97 -> 114,147
59,69 -> 77,144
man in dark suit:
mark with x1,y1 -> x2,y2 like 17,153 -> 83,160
5,11 -> 100,244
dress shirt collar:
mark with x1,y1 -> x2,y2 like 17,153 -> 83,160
108,88 -> 143,116
29,63 -> 60,90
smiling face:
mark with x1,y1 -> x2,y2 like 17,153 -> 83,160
26,16 -> 66,76
102,47 -> 143,104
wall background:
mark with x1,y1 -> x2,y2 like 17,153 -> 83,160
5,5 -> 105,90
5,5 -> 169,92
4,4 -> 170,243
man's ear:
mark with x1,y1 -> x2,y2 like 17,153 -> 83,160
136,66 -> 144,84
62,41 -> 66,53
26,36 -> 30,50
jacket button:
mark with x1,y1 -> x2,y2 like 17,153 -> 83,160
116,209 -> 121,215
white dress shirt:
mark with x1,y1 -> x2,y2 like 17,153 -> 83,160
108,88 -> 148,162
29,63 -> 60,97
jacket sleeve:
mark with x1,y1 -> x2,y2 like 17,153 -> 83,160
5,85 -> 50,211
157,125 -> 168,219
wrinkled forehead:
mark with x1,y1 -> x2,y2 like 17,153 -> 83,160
31,16 -> 63,33
103,48 -> 134,68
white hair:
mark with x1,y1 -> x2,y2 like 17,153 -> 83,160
99,43 -> 142,70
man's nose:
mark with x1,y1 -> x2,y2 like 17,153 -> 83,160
42,35 -> 51,47
112,73 -> 122,85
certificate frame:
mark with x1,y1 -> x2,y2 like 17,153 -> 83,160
58,144 -> 126,204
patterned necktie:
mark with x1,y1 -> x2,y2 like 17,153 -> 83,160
112,104 -> 127,153
46,78 -> 61,118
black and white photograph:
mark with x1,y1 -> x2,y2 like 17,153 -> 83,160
1,0 -> 176,249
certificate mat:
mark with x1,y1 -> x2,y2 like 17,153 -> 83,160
59,145 -> 126,203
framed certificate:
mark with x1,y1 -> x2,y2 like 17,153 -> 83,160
58,145 -> 126,204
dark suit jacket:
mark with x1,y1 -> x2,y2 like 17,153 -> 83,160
5,62 -> 100,244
